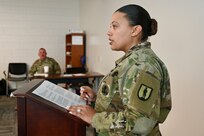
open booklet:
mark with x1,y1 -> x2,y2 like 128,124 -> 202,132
32,80 -> 86,109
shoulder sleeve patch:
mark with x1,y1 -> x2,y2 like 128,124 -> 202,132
138,84 -> 153,101
127,69 -> 160,115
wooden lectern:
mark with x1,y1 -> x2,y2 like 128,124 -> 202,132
13,79 -> 88,136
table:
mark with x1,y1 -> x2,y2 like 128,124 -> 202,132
30,72 -> 104,90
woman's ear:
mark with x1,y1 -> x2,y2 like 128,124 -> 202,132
131,25 -> 142,37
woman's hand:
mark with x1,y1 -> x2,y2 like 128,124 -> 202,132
68,105 -> 96,124
80,86 -> 96,103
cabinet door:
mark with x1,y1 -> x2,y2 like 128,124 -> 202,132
71,45 -> 84,67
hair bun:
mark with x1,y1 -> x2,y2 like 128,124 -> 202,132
149,19 -> 158,36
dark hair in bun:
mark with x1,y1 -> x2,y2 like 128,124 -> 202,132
115,4 -> 158,41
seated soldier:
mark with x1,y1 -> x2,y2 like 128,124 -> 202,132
29,48 -> 61,76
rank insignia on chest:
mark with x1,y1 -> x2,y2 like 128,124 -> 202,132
137,84 -> 153,101
102,84 -> 109,96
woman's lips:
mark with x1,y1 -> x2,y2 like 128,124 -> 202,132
109,38 -> 113,45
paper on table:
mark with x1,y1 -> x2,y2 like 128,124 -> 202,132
32,80 -> 86,109
72,73 -> 86,76
34,73 -> 47,77
63,74 -> 73,77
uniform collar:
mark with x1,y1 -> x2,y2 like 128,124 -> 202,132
115,41 -> 151,65
39,57 -> 48,62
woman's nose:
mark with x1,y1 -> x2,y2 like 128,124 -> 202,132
107,30 -> 111,36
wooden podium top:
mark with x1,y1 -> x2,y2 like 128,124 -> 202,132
13,79 -> 87,119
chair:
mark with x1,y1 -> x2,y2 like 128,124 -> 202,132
5,63 -> 28,96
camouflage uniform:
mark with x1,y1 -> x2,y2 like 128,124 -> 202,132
92,42 -> 171,136
29,57 -> 61,75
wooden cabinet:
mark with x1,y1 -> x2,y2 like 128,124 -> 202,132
65,33 -> 86,73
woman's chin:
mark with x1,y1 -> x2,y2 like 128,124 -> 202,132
110,46 -> 116,50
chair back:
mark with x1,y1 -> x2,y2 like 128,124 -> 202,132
8,63 -> 28,81
9,63 -> 27,75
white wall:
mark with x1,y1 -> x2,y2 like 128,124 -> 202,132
1,0 -> 204,135
79,0 -> 204,135
0,0 -> 80,77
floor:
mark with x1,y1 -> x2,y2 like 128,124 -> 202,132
0,96 -> 17,136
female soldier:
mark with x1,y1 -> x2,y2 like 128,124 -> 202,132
68,4 -> 171,136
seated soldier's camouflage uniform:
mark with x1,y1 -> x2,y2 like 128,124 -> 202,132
92,41 -> 171,136
29,57 -> 61,76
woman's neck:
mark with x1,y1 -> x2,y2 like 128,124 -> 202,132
124,41 -> 141,53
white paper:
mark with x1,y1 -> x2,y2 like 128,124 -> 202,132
73,73 -> 86,76
72,35 -> 83,45
63,74 -> 73,77
32,80 -> 86,109
34,73 -> 47,77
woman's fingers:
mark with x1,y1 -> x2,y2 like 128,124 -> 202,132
68,105 -> 95,124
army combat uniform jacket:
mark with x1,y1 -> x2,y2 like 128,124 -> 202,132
91,42 -> 171,136
29,57 -> 61,75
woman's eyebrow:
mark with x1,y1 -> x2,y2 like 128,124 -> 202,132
111,21 -> 120,25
